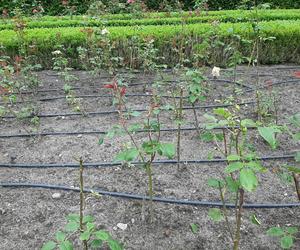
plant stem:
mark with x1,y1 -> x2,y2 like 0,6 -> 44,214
79,158 -> 88,250
233,188 -> 244,250
292,173 -> 300,201
145,162 -> 154,222
192,102 -> 201,137
218,183 -> 234,242
177,88 -> 184,170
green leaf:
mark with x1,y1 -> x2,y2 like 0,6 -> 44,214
159,143 -> 175,159
240,168 -> 258,192
86,222 -> 95,232
115,148 -> 139,162
64,221 -> 79,232
250,214 -> 261,226
287,166 -> 300,174
59,241 -> 73,250
67,214 -> 80,222
91,239 -> 103,248
241,119 -> 257,127
289,113 -> 300,127
214,108 -> 231,119
207,178 -> 224,188
190,223 -> 199,234
285,227 -> 298,235
293,132 -> 300,141
267,227 -> 285,237
94,230 -> 110,241
98,136 -> 104,145
227,154 -> 240,161
225,177 -> 239,193
258,127 -> 280,150
56,231 -> 66,242
83,215 -> 94,223
128,123 -> 142,133
142,141 -> 159,155
200,131 -> 214,142
245,161 -> 265,172
107,239 -> 123,250
41,241 -> 56,250
225,162 -> 244,173
215,133 -> 224,142
80,231 -> 91,241
189,95 -> 198,103
208,208 -> 224,222
280,235 -> 294,249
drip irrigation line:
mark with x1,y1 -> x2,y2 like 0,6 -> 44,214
1,182 -> 299,208
0,154 -> 295,169
2,101 -> 255,120
0,125 -> 257,139
38,93 -> 191,102
5,77 -> 253,97
243,79 -> 300,93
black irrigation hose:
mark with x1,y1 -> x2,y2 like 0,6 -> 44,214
6,78 -> 253,97
38,93 -> 190,102
1,101 -> 255,120
1,182 -> 299,208
0,125 -> 258,139
243,79 -> 300,93
0,154 -> 295,168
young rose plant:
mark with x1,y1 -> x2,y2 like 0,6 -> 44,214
202,107 -> 266,250
100,78 -> 175,220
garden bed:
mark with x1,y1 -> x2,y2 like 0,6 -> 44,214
0,65 -> 299,249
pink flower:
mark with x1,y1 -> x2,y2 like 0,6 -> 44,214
127,0 -> 135,3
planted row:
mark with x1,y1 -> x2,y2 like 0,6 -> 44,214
1,20 -> 300,66
1,9 -> 300,26
2,10 -> 300,31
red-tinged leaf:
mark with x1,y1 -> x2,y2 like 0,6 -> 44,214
120,87 -> 126,96
293,71 -> 300,78
103,84 -> 114,89
0,86 -> 9,94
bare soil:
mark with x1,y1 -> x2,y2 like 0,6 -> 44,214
0,65 -> 300,250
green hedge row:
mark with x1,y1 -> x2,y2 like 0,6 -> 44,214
0,20 -> 299,66
1,9 -> 299,23
1,1 -> 299,16
1,9 -> 300,30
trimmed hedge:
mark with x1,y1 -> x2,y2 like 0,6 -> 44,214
0,0 -> 299,16
0,9 -> 300,30
0,20 -> 299,66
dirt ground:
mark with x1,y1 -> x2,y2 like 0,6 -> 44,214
0,65 -> 300,250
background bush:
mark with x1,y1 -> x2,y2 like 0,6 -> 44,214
0,0 -> 299,16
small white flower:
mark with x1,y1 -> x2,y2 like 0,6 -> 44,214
212,66 -> 221,78
101,28 -> 109,35
52,50 -> 62,55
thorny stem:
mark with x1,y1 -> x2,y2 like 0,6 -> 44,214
233,188 -> 244,250
79,158 -> 88,250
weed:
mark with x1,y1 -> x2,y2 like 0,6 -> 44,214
267,226 -> 299,249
